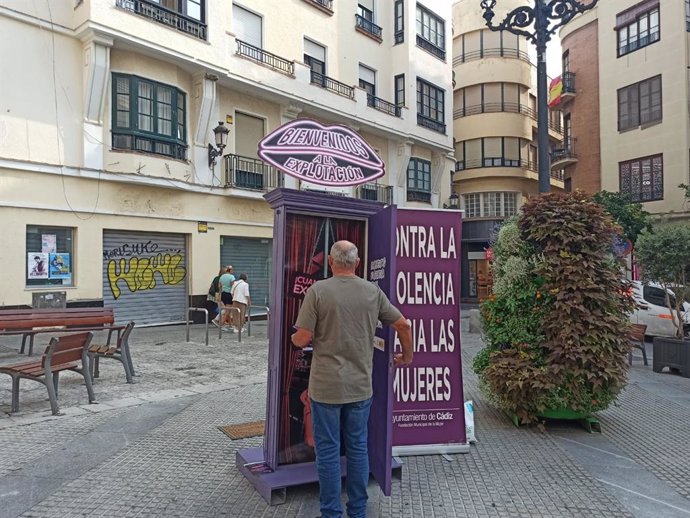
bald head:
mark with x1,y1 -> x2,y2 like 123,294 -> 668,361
329,240 -> 359,271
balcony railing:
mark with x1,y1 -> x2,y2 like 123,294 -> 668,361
223,154 -> 284,192
452,47 -> 531,66
452,102 -> 563,134
310,71 -> 355,99
551,146 -> 577,162
455,158 -> 530,171
417,114 -> 446,134
302,0 -> 333,13
355,14 -> 383,40
394,30 -> 404,44
562,72 -> 576,95
407,189 -> 432,203
416,35 -> 446,60
367,95 -> 401,117
115,0 -> 207,40
236,40 -> 294,76
354,182 -> 394,204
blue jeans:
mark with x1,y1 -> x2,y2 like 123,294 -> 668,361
311,397 -> 372,518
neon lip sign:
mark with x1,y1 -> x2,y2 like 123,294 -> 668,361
258,119 -> 385,187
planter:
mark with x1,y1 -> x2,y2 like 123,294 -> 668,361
652,336 -> 690,378
507,408 -> 600,433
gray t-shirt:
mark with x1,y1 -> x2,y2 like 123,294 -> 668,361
295,275 -> 403,404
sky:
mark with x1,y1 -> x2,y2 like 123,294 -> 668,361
546,34 -> 563,77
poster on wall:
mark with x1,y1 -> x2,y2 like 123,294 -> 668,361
49,253 -> 71,280
27,253 -> 49,279
392,208 -> 467,454
41,234 -> 56,253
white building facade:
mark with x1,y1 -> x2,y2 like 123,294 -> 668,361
0,0 -> 454,324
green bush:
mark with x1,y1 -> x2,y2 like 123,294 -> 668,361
476,191 -> 633,423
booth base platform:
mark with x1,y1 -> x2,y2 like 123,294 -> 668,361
236,447 -> 403,505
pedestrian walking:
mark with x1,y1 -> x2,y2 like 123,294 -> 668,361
291,240 -> 413,518
231,273 -> 251,332
208,267 -> 223,324
218,265 -> 236,330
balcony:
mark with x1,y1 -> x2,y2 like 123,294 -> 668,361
417,114 -> 446,134
236,40 -> 294,76
561,72 -> 576,102
223,154 -> 284,192
551,144 -> 577,169
310,71 -> 355,99
115,0 -> 207,40
416,35 -> 446,61
452,47 -> 531,66
456,158 -> 530,171
367,95 -> 401,117
354,182 -> 394,204
407,189 -> 432,203
302,0 -> 333,14
355,15 -> 383,42
452,103 -> 563,135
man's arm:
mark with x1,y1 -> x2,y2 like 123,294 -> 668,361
391,316 -> 413,366
291,327 -> 314,348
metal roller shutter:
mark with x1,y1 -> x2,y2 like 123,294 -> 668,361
103,230 -> 188,326
220,236 -> 272,309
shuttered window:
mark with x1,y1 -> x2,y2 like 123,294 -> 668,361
233,4 -> 262,48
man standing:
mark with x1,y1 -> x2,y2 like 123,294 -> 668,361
292,240 -> 413,518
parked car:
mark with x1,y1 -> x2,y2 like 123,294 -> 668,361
629,281 -> 690,337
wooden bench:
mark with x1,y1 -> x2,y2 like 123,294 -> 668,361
0,307 -> 118,356
628,323 -> 648,366
0,332 -> 96,415
89,321 -> 136,384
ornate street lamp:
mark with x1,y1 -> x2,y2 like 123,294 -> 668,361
208,121 -> 230,168
480,0 -> 597,193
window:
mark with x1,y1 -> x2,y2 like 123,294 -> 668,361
304,38 -> 326,75
619,154 -> 663,202
616,5 -> 659,57
153,0 -> 203,20
461,192 -> 518,218
394,0 -> 404,43
407,158 -> 432,203
416,4 -> 445,60
456,137 -> 526,169
26,226 -> 74,287
644,285 -> 676,308
112,74 -> 187,159
394,74 -> 405,107
357,2 -> 373,22
564,114 -> 572,149
618,75 -> 662,130
416,78 -> 445,133
686,0 -> 690,31
562,50 -> 570,73
233,4 -> 262,49
359,64 -> 376,98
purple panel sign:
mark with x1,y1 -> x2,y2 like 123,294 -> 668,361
393,209 -> 465,447
258,119 -> 385,187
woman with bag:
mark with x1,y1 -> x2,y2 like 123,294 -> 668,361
208,267 -> 224,326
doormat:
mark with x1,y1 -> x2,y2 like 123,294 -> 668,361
218,420 -> 265,440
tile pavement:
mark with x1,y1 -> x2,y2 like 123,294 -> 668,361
0,322 -> 688,517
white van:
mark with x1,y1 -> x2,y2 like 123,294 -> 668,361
630,281 -> 690,337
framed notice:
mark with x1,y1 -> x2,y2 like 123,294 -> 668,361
28,253 -> 49,279
42,234 -> 57,253
49,253 -> 71,280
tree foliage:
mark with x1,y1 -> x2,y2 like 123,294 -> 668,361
592,190 -> 652,243
635,224 -> 690,338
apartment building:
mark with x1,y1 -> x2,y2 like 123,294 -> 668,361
451,0 -> 564,302
560,0 -> 690,219
0,0 -> 454,324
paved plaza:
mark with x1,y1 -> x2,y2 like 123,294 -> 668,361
1,315 -> 689,518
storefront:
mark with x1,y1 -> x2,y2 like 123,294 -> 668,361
102,230 -> 188,325
460,219 -> 501,303
220,236 -> 272,308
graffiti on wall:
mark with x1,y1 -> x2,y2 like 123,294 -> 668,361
104,240 -> 187,299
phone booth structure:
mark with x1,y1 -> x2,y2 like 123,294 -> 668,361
236,188 -> 399,504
